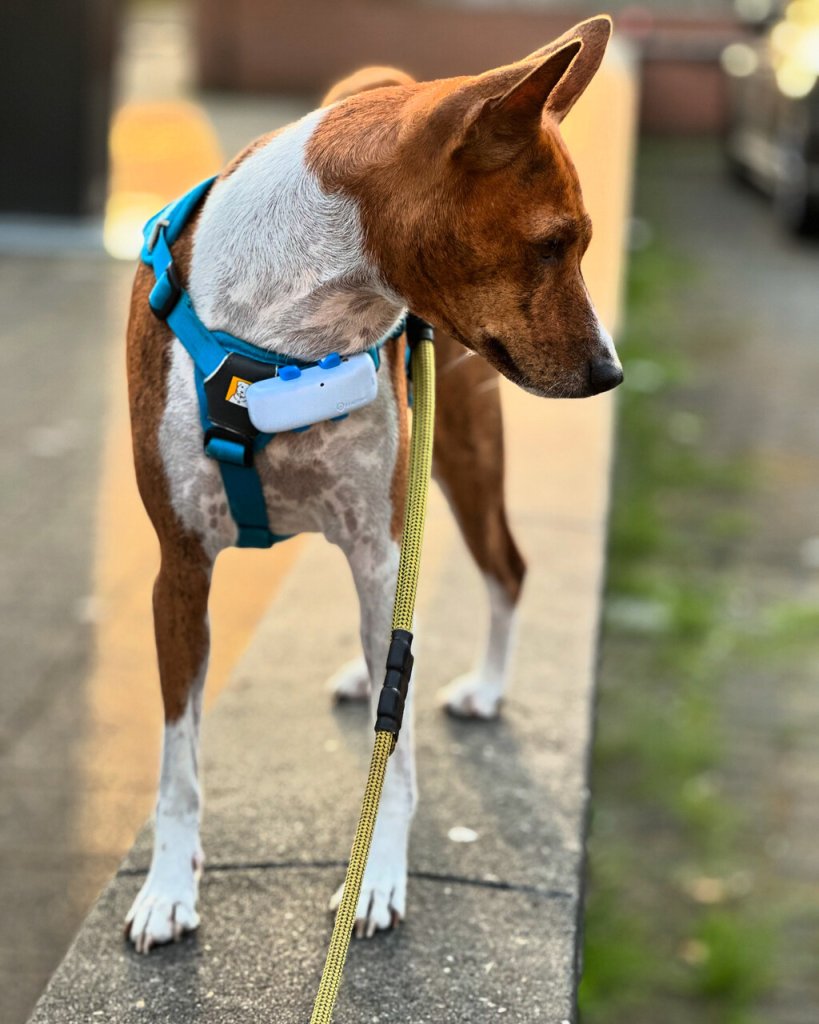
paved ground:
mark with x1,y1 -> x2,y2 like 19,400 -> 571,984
0,253 -> 134,1020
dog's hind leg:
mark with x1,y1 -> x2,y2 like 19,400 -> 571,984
432,332 -> 526,719
329,535 -> 416,936
125,537 -> 212,952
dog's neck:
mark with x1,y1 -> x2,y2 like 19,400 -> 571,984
188,108 -> 406,361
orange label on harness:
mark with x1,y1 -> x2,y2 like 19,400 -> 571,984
225,376 -> 252,407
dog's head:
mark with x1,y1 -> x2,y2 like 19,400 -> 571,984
310,16 -> 621,398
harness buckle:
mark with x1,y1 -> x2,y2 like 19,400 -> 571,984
146,217 -> 170,254
149,263 -> 183,322
203,426 -> 254,467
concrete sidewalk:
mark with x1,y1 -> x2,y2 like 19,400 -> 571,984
25,37 -> 636,1024
29,381 -> 614,1024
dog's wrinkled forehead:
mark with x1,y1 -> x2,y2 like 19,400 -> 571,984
456,117 -> 587,216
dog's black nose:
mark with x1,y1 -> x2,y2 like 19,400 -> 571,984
588,358 -> 623,395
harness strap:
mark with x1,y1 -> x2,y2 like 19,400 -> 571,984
192,371 -> 288,548
154,281 -> 229,380
142,175 -> 216,254
142,179 -> 282,548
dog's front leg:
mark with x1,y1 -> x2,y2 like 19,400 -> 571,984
125,540 -> 212,953
330,537 -> 417,937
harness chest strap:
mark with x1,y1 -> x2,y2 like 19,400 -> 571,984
141,177 -> 405,549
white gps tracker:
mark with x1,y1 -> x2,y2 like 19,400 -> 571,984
246,351 -> 379,434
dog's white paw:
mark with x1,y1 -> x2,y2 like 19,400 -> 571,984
125,854 -> 202,954
328,857 -> 407,938
327,655 -> 371,702
439,672 -> 503,719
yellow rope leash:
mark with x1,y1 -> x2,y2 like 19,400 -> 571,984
309,321 -> 436,1024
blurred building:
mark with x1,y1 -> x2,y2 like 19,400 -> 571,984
0,0 -> 751,220
0,0 -> 121,216
194,0 -> 741,134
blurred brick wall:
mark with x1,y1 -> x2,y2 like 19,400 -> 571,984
193,0 -> 571,91
634,14 -> 739,134
193,0 -> 740,135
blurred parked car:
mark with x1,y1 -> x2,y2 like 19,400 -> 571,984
723,0 -> 819,234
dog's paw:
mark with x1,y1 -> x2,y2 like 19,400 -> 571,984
125,855 -> 202,954
328,860 -> 407,939
439,672 -> 503,720
327,655 -> 371,702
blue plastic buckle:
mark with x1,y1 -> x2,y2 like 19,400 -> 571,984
204,428 -> 254,467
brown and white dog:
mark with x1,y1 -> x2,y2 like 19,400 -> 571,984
124,15 -> 621,952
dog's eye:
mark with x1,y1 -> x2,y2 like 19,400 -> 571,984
535,237 -> 566,263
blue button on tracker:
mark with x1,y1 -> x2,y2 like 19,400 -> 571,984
279,364 -> 302,381
318,352 -> 342,369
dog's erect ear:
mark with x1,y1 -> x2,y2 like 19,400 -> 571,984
451,40 -> 581,170
526,15 -> 612,122
523,14 -> 612,65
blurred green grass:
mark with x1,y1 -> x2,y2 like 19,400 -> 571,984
579,232 -> 782,1024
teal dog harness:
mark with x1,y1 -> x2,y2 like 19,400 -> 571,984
141,177 -> 406,548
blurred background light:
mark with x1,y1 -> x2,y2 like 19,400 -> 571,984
735,0 -> 777,22
103,101 -> 223,260
721,42 -> 760,77
776,61 -> 818,95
